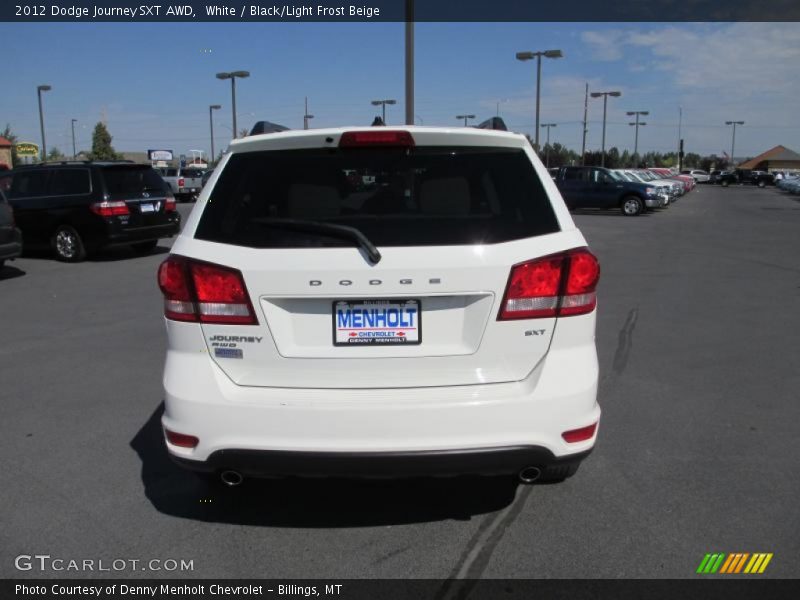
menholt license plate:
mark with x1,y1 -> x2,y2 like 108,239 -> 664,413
333,299 -> 421,346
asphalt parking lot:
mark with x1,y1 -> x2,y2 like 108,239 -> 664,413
1,185 -> 798,580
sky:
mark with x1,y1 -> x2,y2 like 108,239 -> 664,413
2,21 -> 800,160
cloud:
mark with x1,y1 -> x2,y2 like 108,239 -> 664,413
581,30 -> 626,61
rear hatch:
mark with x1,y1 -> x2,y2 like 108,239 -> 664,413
182,130 -> 589,388
100,165 -> 172,226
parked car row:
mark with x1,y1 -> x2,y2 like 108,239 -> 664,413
548,165 -> 696,216
715,169 -> 775,187
0,161 -> 181,262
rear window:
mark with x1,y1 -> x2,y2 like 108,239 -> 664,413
102,166 -> 166,196
195,146 -> 559,248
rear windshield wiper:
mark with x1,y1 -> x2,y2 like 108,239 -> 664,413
252,218 -> 382,264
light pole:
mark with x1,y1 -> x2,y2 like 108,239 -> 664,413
371,99 -> 396,124
216,71 -> 250,139
541,123 -> 557,167
590,90 -> 622,167
725,121 -> 744,167
37,85 -> 51,161
405,0 -> 414,125
515,49 -> 563,151
209,104 -> 221,164
456,114 -> 476,127
70,118 -> 77,159
304,97 -> 314,130
626,111 -> 648,158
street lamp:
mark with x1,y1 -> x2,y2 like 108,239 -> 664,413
70,118 -> 77,159
725,121 -> 744,167
371,99 -> 396,124
626,111 -> 648,158
37,84 -> 51,161
590,90 -> 622,167
540,123 -> 557,167
216,71 -> 250,139
304,97 -> 314,130
515,49 -> 563,151
456,114 -> 476,127
209,104 -> 221,164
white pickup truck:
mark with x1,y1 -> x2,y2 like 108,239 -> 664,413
157,166 -> 206,202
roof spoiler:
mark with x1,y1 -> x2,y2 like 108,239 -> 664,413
475,117 -> 508,131
249,121 -> 290,136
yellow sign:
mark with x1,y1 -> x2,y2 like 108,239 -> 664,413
15,142 -> 39,157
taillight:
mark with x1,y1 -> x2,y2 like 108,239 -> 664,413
339,130 -> 415,147
90,200 -> 129,217
498,248 -> 600,320
157,256 -> 257,325
562,422 -> 598,443
178,177 -> 185,188
164,428 -> 199,449
165,192 -> 177,212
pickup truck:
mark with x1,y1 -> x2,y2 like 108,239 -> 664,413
552,166 -> 666,216
718,169 -> 775,188
157,166 -> 205,202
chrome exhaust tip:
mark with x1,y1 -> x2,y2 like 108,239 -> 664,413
220,470 -> 244,487
518,466 -> 542,484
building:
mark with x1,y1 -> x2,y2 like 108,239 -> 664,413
737,145 -> 800,172
0,137 -> 12,169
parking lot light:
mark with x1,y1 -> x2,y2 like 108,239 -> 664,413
209,104 -> 221,164
371,99 -> 397,125
590,91 -> 622,167
216,71 -> 250,139
541,123 -> 557,167
627,111 -> 649,157
725,121 -> 745,167
456,114 -> 476,127
37,84 -> 52,161
516,49 -> 563,151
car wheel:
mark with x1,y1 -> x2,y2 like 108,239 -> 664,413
757,180 -> 766,188
721,180 -> 729,187
131,240 -> 158,254
51,225 -> 87,262
621,196 -> 643,216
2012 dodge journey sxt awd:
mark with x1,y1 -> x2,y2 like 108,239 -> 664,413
158,126 -> 601,486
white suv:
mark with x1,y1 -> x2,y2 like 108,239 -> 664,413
158,126 -> 600,486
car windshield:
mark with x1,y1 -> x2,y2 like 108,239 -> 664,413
196,146 -> 561,248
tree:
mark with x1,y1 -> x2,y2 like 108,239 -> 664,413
88,122 -> 121,160
47,147 -> 65,161
1,124 -> 20,166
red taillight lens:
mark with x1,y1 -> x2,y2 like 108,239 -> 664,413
189,262 -> 256,324
164,429 -> 199,448
90,200 -> 129,217
165,192 -> 177,212
157,256 -> 196,321
157,256 -> 257,325
339,130 -> 415,147
562,422 -> 598,443
178,177 -> 185,188
498,248 -> 600,320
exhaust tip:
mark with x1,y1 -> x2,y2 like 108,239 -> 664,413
220,470 -> 244,487
518,466 -> 542,484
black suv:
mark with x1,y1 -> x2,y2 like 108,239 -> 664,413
718,169 -> 775,188
1,161 -> 181,261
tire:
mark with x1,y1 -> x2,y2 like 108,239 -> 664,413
721,180 -> 729,187
757,180 -> 766,188
51,225 -> 87,262
131,240 -> 158,254
621,196 -> 644,216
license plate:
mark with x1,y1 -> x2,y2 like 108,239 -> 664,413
139,203 -> 155,213
333,299 -> 421,346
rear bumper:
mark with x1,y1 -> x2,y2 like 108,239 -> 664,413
104,219 -> 180,246
171,446 -> 593,479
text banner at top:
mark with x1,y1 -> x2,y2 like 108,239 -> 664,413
4,0 -> 800,22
